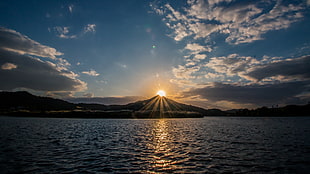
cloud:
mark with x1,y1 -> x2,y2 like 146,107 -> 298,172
205,53 -> 258,77
53,24 -> 96,39
155,0 -> 305,44
205,72 -> 224,79
183,81 -> 310,106
152,1 -> 309,108
224,2 -> 304,44
245,55 -> 310,81
172,65 -> 200,79
83,92 -> 94,98
193,54 -> 207,61
161,4 -> 193,41
1,63 -> 17,70
82,69 -> 100,76
54,26 -> 77,39
0,27 -> 63,59
84,24 -> 96,33
68,4 -> 74,13
185,43 -> 212,54
0,27 -> 87,92
46,91 -> 74,98
0,49 -> 86,92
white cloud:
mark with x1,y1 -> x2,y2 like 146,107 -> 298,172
193,54 -> 207,61
82,69 -> 100,76
84,24 -> 96,33
57,58 -> 71,67
68,4 -> 74,13
205,54 -> 258,77
205,72 -> 224,79
1,63 -> 17,70
172,65 -> 200,79
52,24 -> 96,39
185,43 -> 212,53
152,1 -> 309,107
169,79 -> 197,88
155,0 -> 305,44
189,23 -> 221,39
0,27 -> 63,59
54,26 -> 77,39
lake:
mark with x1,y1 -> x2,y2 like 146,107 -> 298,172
0,116 -> 309,173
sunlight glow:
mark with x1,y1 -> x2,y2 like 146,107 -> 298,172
157,90 -> 166,97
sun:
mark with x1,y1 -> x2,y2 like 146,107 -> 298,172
156,90 -> 166,97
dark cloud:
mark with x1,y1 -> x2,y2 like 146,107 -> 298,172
246,55 -> 310,81
184,82 -> 310,106
0,49 -> 86,91
0,27 -> 86,92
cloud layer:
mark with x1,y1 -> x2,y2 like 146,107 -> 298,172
152,0 -> 310,108
184,81 -> 310,106
180,54 -> 310,107
0,27 -> 63,59
245,55 -> 310,81
155,0 -> 305,44
0,27 -> 86,92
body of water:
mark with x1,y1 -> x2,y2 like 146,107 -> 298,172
0,116 -> 309,173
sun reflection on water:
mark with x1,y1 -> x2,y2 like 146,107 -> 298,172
145,119 -> 182,173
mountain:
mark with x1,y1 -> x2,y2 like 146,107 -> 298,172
229,104 -> 310,116
78,95 -> 209,114
0,91 -> 76,111
0,91 -> 208,118
1,91 -> 308,117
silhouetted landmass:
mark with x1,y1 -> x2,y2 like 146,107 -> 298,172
229,104 -> 310,116
0,91 -> 205,118
0,91 -> 309,118
0,91 -> 76,111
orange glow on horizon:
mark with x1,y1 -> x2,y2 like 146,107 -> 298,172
156,90 -> 166,97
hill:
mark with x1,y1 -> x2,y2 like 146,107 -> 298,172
1,91 -> 308,117
0,91 -> 76,111
0,91 -> 208,118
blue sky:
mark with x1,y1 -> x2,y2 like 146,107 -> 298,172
0,0 -> 309,109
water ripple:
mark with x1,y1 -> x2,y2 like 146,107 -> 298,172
0,117 -> 310,173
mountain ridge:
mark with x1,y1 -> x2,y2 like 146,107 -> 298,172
1,91 -> 309,117
0,91 -> 209,118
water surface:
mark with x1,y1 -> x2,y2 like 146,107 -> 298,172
0,116 -> 309,173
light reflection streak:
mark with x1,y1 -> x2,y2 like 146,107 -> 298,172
144,119 -> 193,173
147,119 -> 175,172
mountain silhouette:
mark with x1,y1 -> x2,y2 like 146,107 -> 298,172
1,91 -> 308,117
0,91 -> 208,118
0,91 -> 76,111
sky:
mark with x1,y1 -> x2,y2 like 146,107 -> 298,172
0,0 -> 309,109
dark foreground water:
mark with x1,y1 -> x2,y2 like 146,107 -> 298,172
0,116 -> 309,173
